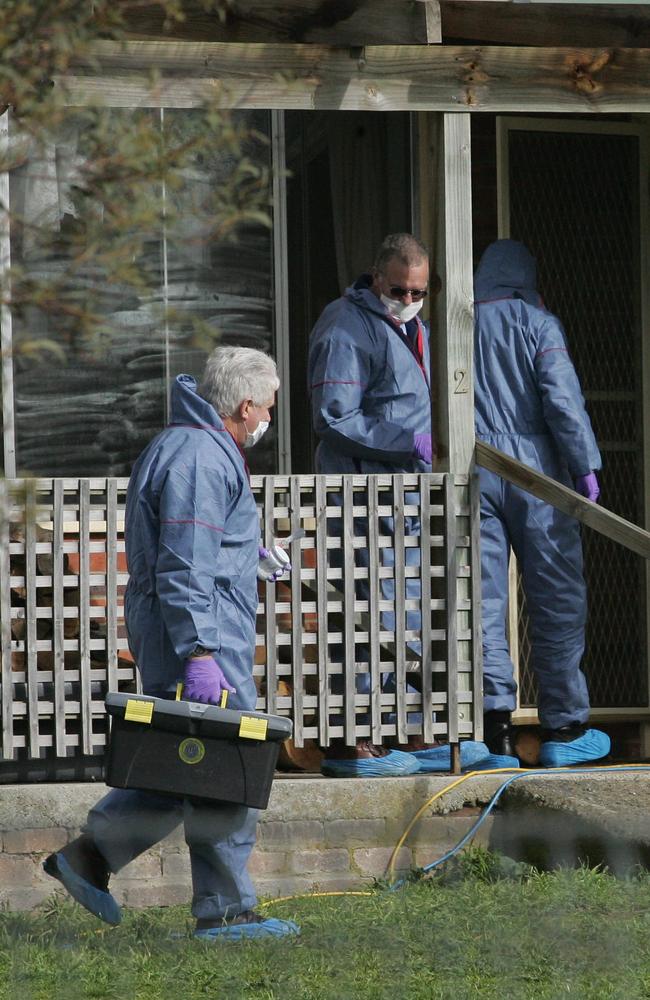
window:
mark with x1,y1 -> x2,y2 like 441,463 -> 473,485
2,107 -> 280,476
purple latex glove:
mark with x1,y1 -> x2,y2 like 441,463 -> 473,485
257,545 -> 292,582
183,655 -> 236,705
413,432 -> 433,465
575,471 -> 600,503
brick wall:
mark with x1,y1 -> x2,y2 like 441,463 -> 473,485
0,775 -> 504,912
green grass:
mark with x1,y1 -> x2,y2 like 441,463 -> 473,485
3,853 -> 650,1000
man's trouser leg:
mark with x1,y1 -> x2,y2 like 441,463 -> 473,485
185,799 -> 259,920
507,482 -> 590,731
85,787 -> 184,873
480,474 -> 518,715
86,787 -> 259,921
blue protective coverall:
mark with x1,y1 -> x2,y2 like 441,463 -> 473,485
308,275 -> 432,714
474,240 -> 602,731
309,275 -> 432,477
85,374 -> 261,921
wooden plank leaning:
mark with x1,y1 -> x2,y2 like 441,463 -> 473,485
78,481 -> 93,756
263,475 -> 277,717
393,475 -> 408,744
24,496 -> 40,757
444,474 -> 460,751
315,476 -> 330,746
342,476 -> 357,745
0,481 -> 14,759
52,480 -> 67,758
419,475 -> 434,745
475,440 -> 650,560
367,477 -> 382,746
289,476 -> 304,747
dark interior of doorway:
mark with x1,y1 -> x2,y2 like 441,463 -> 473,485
471,112 -> 648,714
285,111 -> 413,474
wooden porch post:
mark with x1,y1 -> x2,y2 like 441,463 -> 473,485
432,113 -> 483,758
435,113 -> 475,474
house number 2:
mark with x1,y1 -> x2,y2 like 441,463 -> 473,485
454,368 -> 469,394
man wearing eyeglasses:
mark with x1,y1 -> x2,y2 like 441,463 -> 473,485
308,233 -> 489,777
309,232 -> 434,488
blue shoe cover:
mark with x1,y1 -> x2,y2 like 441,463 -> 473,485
411,740 -> 490,773
321,748 -> 419,777
470,753 -> 521,770
44,853 -> 122,925
539,728 -> 610,768
194,917 -> 300,941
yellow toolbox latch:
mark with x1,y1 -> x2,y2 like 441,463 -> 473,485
124,699 -> 154,724
238,716 -> 268,741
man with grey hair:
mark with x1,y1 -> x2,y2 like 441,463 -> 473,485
309,233 -> 489,777
310,232 -> 435,483
44,345 -> 299,941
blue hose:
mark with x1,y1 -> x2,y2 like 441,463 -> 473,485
390,765 -> 650,890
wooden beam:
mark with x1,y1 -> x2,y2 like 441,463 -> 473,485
475,440 -> 650,560
122,1 -> 442,45
63,41 -> 650,112
436,114 -> 475,474
441,2 -> 650,48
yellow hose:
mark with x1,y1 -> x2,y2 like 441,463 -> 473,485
386,762 -> 650,884
261,763 -> 650,909
260,890 -> 373,907
386,766 -> 519,883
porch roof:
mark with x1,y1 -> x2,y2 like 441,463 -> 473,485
66,39 -> 650,113
118,1 -> 650,49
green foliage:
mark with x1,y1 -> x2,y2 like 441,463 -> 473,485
3,865 -> 650,1000
0,1 -> 229,121
431,844 -> 534,885
0,0 -> 272,361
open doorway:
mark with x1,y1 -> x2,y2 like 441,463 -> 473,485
284,111 -> 414,473
472,113 -> 649,718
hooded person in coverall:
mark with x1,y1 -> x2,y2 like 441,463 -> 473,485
474,239 -> 610,768
308,232 -> 490,777
44,346 -> 299,940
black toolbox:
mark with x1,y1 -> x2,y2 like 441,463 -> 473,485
104,692 -> 293,810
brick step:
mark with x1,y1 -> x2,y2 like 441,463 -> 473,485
1,772 -> 648,912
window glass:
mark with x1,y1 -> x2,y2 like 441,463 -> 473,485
7,107 -> 275,476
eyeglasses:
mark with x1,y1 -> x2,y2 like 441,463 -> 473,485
387,285 -> 428,301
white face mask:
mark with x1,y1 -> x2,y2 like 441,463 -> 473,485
243,419 -> 269,449
380,294 -> 424,324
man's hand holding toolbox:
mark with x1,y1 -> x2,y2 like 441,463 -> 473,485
183,652 -> 236,706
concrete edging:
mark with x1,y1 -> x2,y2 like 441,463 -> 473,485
2,771 -> 649,912
0,774 -> 504,912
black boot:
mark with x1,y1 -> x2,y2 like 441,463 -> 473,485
541,722 -> 587,744
43,834 -> 122,925
484,711 -> 515,757
44,834 -> 111,893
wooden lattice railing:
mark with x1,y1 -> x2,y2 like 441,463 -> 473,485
0,473 -> 482,778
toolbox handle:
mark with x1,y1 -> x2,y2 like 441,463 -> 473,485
175,682 -> 228,711
188,702 -> 211,717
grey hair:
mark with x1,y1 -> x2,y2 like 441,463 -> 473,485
198,346 -> 280,417
373,233 -> 429,273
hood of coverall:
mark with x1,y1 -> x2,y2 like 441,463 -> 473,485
123,370 -> 258,699
168,372 -> 228,433
166,372 -> 248,481
474,239 -> 542,308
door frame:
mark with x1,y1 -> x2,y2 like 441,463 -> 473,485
496,114 -> 650,721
